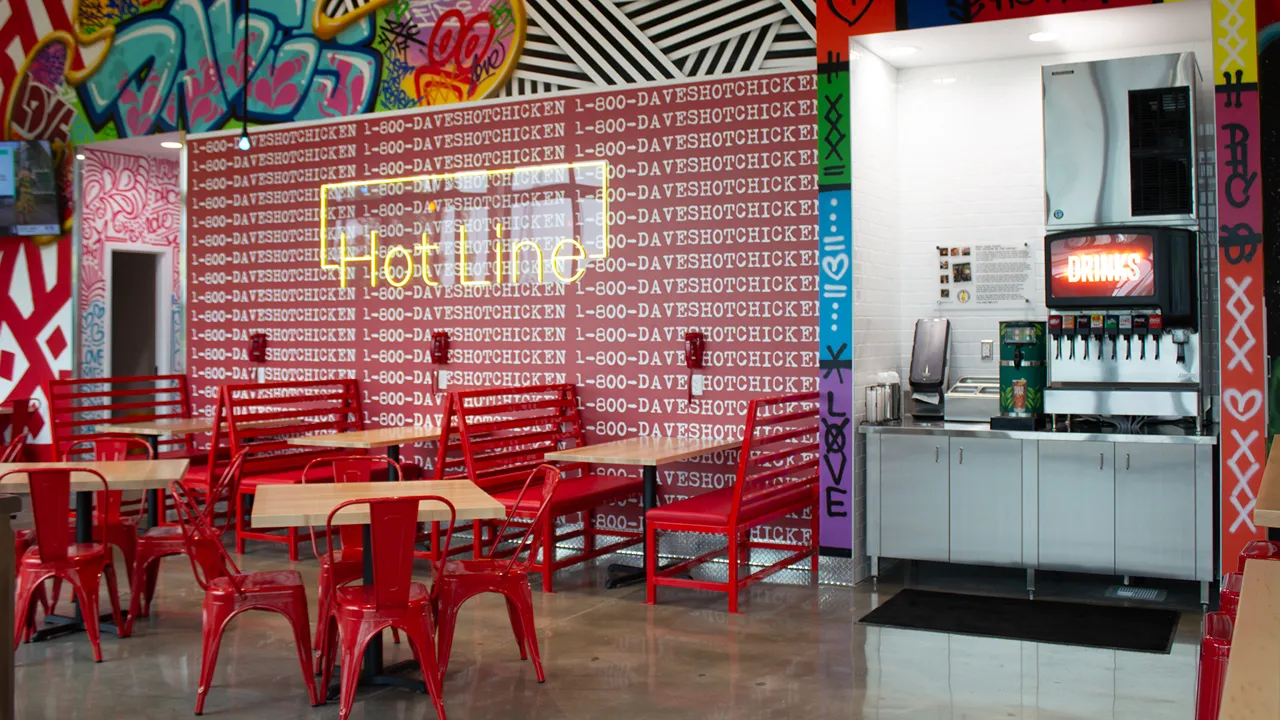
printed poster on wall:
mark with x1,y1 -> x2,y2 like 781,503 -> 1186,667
937,242 -> 1034,308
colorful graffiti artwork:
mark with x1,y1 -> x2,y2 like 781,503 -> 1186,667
2,0 -> 525,149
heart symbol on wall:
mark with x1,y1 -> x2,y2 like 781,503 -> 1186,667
1223,388 -> 1263,423
822,255 -> 849,281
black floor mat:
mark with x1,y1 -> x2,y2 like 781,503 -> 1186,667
858,589 -> 1180,654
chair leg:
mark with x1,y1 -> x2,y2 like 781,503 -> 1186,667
727,532 -> 740,615
504,595 -> 527,660
103,564 -> 126,639
400,619 -> 448,719
541,512 -> 554,594
288,527 -> 299,563
336,621 -> 378,720
13,569 -> 45,650
68,569 -> 105,662
645,523 -> 658,605
516,583 -> 544,683
195,599 -> 233,715
127,554 -> 149,634
319,614 -> 340,699
471,520 -> 483,559
47,577 -> 63,617
312,586 -> 331,675
434,588 -> 461,677
235,491 -> 247,555
143,560 -> 161,616
279,597 -> 320,706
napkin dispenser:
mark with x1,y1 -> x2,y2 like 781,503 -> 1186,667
909,318 -> 951,419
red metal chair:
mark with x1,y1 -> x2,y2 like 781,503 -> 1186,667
12,528 -> 48,642
9,467 -> 126,661
318,494 -> 451,720
434,465 -> 560,683
171,481 -> 319,714
302,455 -> 404,672
1195,611 -> 1233,720
1219,572 -> 1244,618
125,450 -> 248,635
64,436 -> 154,579
1236,539 -> 1280,571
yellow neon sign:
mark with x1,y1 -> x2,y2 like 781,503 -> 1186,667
318,160 -> 610,288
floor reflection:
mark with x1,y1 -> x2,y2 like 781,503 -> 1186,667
14,550 -> 1199,719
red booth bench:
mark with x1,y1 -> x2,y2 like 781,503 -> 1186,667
202,379 -> 366,559
47,374 -> 203,461
645,391 -> 820,613
435,383 -> 643,591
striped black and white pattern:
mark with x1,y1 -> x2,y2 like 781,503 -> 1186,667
500,0 -> 815,95
322,0 -> 371,20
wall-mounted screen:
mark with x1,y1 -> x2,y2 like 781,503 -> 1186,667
0,140 -> 60,236
1047,232 -> 1156,300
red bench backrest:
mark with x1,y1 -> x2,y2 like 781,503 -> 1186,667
47,374 -> 194,460
213,379 -> 364,478
730,392 -> 820,524
435,384 -> 585,493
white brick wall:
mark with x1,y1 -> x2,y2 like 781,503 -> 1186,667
849,38 -> 1213,579
849,42 -> 900,581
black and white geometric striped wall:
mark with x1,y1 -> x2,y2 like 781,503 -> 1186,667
495,0 -> 817,97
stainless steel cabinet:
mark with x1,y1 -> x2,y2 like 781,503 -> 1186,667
949,438 -> 1022,566
879,434 -> 949,562
1038,440 -> 1115,573
1115,443 -> 1197,579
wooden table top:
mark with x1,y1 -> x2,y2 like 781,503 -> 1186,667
0,459 -> 190,492
107,418 -> 214,435
1254,443 -> 1280,529
251,480 -> 504,527
544,435 -> 740,467
1219,560 -> 1280,719
287,426 -> 441,450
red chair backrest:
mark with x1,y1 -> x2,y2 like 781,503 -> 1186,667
326,494 -> 456,610
483,465 -> 563,574
2,468 -> 109,562
172,481 -> 241,592
303,455 -> 402,558
66,435 -> 155,523
203,448 -> 248,530
0,434 -> 26,462
729,392 -> 820,525
46,375 -> 194,460
435,384 -> 586,492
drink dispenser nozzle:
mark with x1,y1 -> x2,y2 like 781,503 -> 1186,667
1063,315 -> 1076,359
1132,315 -> 1149,359
1048,315 -> 1063,360
1076,315 -> 1091,359
1149,314 -> 1163,360
1172,328 -> 1190,366
1090,314 -> 1105,360
1118,314 -> 1133,360
1104,315 -> 1119,360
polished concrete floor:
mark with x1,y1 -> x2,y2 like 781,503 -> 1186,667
14,549 -> 1202,719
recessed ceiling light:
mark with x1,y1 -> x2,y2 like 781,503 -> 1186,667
160,141 -> 183,149
75,154 -> 85,160
1029,32 -> 1058,42
887,46 -> 919,57
933,77 -> 957,85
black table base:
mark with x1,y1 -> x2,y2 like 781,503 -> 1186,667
604,466 -> 660,589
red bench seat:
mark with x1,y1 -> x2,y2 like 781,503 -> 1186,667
645,392 -> 819,613
493,474 -> 641,515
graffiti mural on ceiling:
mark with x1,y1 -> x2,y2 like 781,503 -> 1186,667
3,0 -> 525,148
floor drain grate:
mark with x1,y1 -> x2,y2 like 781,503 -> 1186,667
1105,586 -> 1167,602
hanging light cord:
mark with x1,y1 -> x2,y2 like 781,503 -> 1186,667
237,0 -> 251,150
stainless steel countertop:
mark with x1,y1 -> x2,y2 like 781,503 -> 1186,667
858,419 -> 1218,445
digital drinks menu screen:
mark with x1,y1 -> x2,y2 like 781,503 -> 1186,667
1047,233 -> 1155,300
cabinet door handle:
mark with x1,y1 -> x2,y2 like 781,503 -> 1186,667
959,447 -> 964,464
1099,453 -> 1104,470
1125,453 -> 1130,471
935,446 -> 939,463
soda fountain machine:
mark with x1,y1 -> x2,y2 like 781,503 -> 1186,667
1042,227 -> 1203,423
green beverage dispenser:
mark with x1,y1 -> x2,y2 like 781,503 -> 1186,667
992,321 -> 1047,430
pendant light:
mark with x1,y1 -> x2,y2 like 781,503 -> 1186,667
237,0 -> 251,151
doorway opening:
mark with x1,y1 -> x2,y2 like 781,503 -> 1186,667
108,247 -> 172,387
